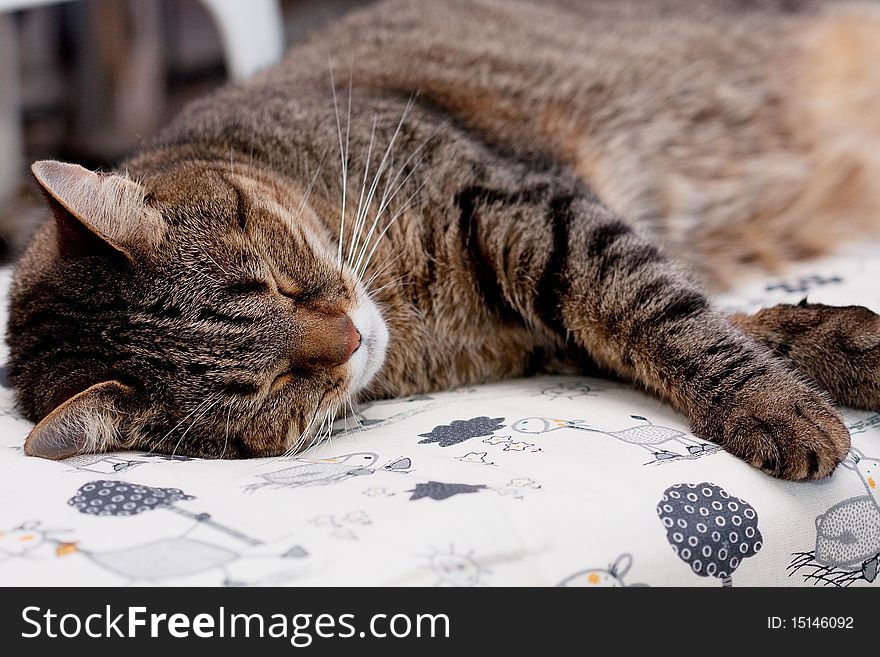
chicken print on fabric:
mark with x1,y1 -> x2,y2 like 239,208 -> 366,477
788,447 -> 880,586
62,453 -> 194,475
243,453 -> 411,493
0,520 -> 312,587
63,454 -> 148,474
0,521 -> 71,562
514,415 -> 719,464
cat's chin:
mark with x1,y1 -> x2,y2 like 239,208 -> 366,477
347,294 -> 388,396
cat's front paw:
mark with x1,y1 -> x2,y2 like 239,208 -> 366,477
735,302 -> 880,409
803,303 -> 880,409
695,378 -> 850,481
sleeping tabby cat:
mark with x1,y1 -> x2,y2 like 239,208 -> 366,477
8,0 -> 880,480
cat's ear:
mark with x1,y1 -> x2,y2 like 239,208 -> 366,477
24,381 -> 137,460
31,160 -> 164,261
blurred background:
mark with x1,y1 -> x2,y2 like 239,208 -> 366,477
0,0 -> 374,259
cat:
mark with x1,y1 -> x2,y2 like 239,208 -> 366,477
8,0 -> 880,480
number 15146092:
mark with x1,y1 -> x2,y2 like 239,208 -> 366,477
768,617 -> 854,630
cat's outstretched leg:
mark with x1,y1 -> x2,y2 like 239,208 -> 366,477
462,183 -> 850,479
731,302 -> 880,410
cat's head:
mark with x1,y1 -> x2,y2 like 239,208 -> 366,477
8,160 -> 388,459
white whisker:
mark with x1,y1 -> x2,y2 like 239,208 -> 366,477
189,267 -> 222,286
325,405 -> 338,453
329,63 -> 351,268
171,394 -> 223,458
149,394 -> 218,454
199,250 -> 232,277
310,406 -> 333,454
357,177 -> 430,279
220,403 -> 233,459
346,97 -> 415,269
344,399 -> 364,432
279,408 -> 320,462
347,115 -> 379,270
366,275 -> 411,297
351,134 -> 434,277
362,251 -> 406,291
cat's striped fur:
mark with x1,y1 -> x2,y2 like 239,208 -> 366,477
8,0 -> 880,479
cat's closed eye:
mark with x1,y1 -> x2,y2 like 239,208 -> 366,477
224,381 -> 261,397
225,280 -> 270,296
271,371 -> 297,390
223,279 -> 316,304
277,285 -> 312,303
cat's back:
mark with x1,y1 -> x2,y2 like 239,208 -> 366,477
282,0 -> 808,158
286,0 -> 880,285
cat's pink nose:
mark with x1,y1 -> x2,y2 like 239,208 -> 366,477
344,321 -> 362,360
293,309 -> 361,368
317,313 -> 360,366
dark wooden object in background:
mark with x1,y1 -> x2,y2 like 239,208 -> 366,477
67,0 -> 165,163
1,0 -> 373,260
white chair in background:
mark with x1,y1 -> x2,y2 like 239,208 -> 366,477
200,0 -> 285,81
0,0 -> 285,202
